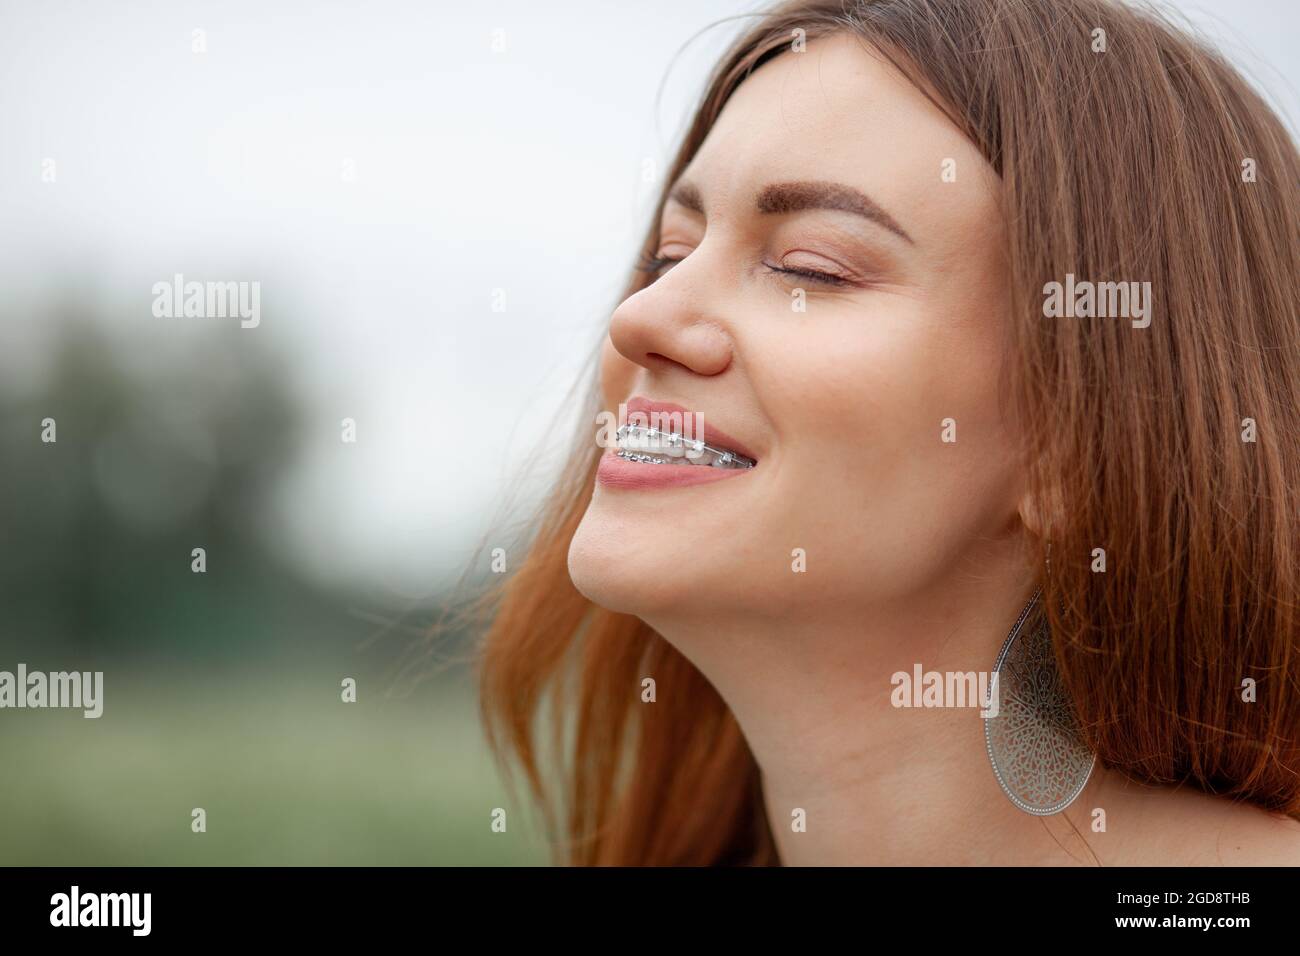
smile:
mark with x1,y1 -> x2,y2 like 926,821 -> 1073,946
614,424 -> 756,469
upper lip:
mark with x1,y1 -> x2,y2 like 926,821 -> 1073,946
623,395 -> 759,463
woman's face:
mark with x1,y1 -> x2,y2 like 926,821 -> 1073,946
569,34 -> 1023,625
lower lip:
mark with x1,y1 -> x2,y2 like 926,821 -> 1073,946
596,451 -> 755,490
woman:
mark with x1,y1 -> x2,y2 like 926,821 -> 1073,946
476,0 -> 1300,865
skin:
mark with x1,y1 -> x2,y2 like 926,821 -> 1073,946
567,33 -> 1300,865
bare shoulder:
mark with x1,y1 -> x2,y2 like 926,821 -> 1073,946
1204,800 -> 1300,866
1087,772 -> 1300,865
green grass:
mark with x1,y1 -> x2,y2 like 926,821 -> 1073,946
0,672 -> 549,865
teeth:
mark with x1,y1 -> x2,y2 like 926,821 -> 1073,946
617,451 -> 673,465
614,424 -> 755,469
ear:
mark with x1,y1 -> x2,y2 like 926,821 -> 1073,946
1017,481 -> 1067,544
1017,490 -> 1046,540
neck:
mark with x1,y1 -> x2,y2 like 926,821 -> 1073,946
641,555 -> 1100,865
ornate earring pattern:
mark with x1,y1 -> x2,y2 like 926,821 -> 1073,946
984,588 -> 1095,815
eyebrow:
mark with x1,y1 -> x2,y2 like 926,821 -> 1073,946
668,179 -> 914,245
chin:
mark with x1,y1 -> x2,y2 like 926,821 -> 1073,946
567,506 -> 666,616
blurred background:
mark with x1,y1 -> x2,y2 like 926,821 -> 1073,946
0,0 -> 1295,865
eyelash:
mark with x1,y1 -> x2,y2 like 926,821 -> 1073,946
636,252 -> 852,288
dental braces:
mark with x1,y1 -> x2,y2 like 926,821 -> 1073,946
614,423 -> 756,469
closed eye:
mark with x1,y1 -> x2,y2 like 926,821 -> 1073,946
761,261 -> 852,287
636,252 -> 851,288
635,252 -> 682,279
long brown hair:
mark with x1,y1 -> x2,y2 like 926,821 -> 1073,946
475,0 -> 1300,864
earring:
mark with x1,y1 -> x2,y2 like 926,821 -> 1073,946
983,587 -> 1095,815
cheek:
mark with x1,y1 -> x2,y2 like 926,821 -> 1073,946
755,297 -> 1003,449
749,300 -> 1019,593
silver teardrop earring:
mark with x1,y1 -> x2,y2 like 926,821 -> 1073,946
983,587 -> 1095,815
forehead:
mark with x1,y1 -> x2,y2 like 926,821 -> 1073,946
679,33 -> 999,245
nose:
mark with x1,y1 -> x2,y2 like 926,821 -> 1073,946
607,256 -> 733,378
